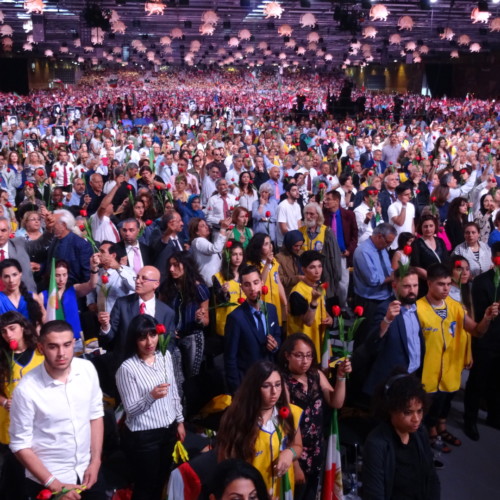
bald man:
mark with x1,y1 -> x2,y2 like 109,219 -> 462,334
98,266 -> 175,361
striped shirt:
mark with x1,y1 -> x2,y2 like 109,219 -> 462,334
116,352 -> 183,432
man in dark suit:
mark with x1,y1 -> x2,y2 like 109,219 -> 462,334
98,265 -> 174,360
378,171 -> 400,223
323,190 -> 358,310
116,218 -> 152,272
363,149 -> 387,175
224,265 -> 281,393
361,269 -> 424,398
464,244 -> 500,440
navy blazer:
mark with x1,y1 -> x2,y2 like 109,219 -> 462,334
363,299 -> 425,396
103,293 -> 175,361
115,241 -> 153,268
224,301 -> 281,393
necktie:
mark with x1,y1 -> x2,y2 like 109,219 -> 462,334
307,174 -> 312,191
332,213 -> 338,237
378,250 -> 390,278
274,182 -> 280,200
63,162 -> 68,186
0,249 -> 4,261
171,237 -> 182,251
139,302 -> 146,314
390,192 -> 397,202
132,247 -> 142,274
222,197 -> 229,218
254,310 -> 267,338
110,221 -> 120,242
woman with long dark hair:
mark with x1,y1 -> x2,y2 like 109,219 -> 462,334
116,314 -> 184,500
246,233 -> 287,326
278,333 -> 351,500
234,171 -> 258,214
363,372 -> 440,500
474,192 -> 495,243
445,196 -> 468,249
160,251 -> 209,379
212,240 -> 245,337
217,361 -> 303,498
0,311 -> 43,498
0,259 -> 45,329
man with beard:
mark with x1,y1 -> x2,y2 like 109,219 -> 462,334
362,268 -> 423,397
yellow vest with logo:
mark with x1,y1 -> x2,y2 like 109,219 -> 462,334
300,225 -> 327,253
213,272 -> 245,336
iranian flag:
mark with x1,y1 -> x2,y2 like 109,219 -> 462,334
321,329 -> 331,370
46,258 -> 65,321
321,409 -> 343,500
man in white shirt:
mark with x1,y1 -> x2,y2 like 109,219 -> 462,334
9,320 -> 105,499
205,178 -> 237,229
201,164 -> 221,206
387,183 -> 415,250
158,152 -> 177,183
276,184 -> 303,247
52,150 -> 75,188
354,187 -> 384,243
225,154 -> 246,188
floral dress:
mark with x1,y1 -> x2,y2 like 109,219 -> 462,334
284,371 -> 324,482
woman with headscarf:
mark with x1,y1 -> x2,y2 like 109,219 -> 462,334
276,230 -> 305,298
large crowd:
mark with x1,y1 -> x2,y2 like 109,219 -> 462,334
0,67 -> 499,500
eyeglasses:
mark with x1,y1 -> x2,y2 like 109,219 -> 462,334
133,276 -> 159,283
138,331 -> 158,340
27,218 -> 41,222
291,352 -> 314,360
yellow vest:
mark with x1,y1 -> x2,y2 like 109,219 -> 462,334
213,272 -> 246,336
287,281 -> 327,362
0,348 -> 44,444
251,260 -> 283,326
252,404 -> 302,498
300,225 -> 327,253
417,296 -> 472,393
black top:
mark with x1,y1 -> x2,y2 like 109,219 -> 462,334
392,431 -> 425,500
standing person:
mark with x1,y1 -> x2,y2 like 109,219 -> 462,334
212,241 -> 246,338
278,333 -> 351,500
0,312 -> 44,500
363,372 -> 440,500
387,183 -> 416,250
116,314 -> 185,500
9,320 -> 105,499
246,234 -> 287,326
352,224 -> 396,341
323,190 -> 358,312
276,231 -> 305,298
464,243 -> 500,440
452,222 -> 492,279
276,183 -> 303,248
416,263 -> 498,451
251,182 -> 278,243
223,265 -> 281,393
217,361 -> 303,498
444,197 -> 468,249
227,207 -> 253,250
287,251 -> 333,362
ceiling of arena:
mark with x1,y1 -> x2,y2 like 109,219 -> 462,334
1,0 -> 500,67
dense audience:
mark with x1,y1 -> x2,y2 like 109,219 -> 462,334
0,67 -> 500,500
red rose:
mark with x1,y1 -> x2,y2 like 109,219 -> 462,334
57,202 -> 63,207
161,162 -> 165,167
454,260 -> 463,268
279,406 -> 290,419
249,180 -> 254,184
101,275 -> 109,284
79,224 -> 85,231
6,169 -> 10,173
235,196 -> 240,201
265,211 -> 271,217
368,171 -> 374,177
403,245 -> 412,256
321,282 -> 328,290
416,189 -> 420,194
166,183 -> 172,189
229,206 -> 234,210
225,241 -> 233,248
128,145 -> 133,150
49,172 -> 57,178
319,183 -> 326,189
389,162 -> 393,165
493,256 -> 500,267
127,184 -> 133,190
36,169 -> 45,176
261,285 -> 269,296
9,340 -> 18,351
9,233 -> 15,239
156,324 -> 166,334
5,202 -> 12,208
431,196 -> 437,203
332,305 -> 341,317
237,297 -> 246,304
245,154 -> 250,158
353,305 -> 364,317
25,181 -> 33,188
145,219 -> 153,226
178,167 -> 184,173
231,178 -> 235,182
461,169 -> 467,175
36,489 -> 53,500
80,209 -> 87,217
